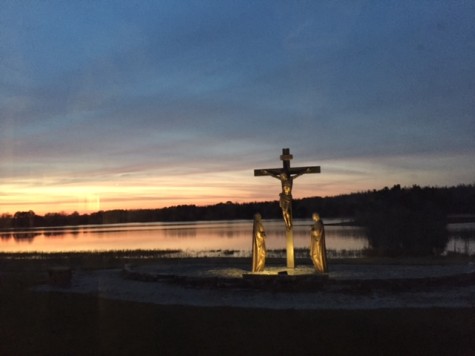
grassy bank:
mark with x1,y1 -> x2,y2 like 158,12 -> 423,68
1,253 -> 474,355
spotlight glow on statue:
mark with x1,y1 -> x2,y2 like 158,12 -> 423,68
310,212 -> 328,273
254,148 -> 321,268
251,213 -> 266,272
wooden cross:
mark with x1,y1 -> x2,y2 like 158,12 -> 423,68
254,148 -> 321,268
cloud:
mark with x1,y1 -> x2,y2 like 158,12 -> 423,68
0,1 -> 474,213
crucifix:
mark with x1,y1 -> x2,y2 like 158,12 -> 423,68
254,148 -> 321,268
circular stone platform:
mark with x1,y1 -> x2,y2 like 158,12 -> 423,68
122,259 -> 475,292
36,259 -> 475,309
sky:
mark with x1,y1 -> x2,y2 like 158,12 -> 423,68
1,0 -> 474,215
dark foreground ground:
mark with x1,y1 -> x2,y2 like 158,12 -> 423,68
1,254 -> 474,355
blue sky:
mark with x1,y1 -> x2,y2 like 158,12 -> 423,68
1,0 -> 474,214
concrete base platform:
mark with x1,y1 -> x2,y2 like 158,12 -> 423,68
36,258 -> 475,309
122,259 -> 475,292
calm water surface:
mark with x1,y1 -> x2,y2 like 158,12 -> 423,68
1,219 -> 473,256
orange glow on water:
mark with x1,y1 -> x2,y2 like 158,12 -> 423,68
0,220 -> 369,253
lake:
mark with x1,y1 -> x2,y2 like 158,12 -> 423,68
1,219 -> 474,257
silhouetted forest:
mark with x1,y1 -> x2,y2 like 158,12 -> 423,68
2,184 -> 474,256
1,184 -> 474,229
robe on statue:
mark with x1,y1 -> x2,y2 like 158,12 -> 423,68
252,214 -> 266,272
310,213 -> 328,273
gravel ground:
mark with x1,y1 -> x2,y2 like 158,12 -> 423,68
36,262 -> 475,310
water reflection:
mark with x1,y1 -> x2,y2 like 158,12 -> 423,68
0,232 -> 41,242
0,220 -> 473,256
1,233 -> 10,241
44,231 -> 66,238
446,222 -> 475,255
164,228 -> 198,238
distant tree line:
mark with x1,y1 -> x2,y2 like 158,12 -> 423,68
1,184 -> 474,230
2,184 -> 474,256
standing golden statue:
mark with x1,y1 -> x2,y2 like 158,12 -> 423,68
252,213 -> 266,272
310,212 -> 328,273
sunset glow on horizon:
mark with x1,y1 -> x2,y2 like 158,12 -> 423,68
2,154 -> 472,216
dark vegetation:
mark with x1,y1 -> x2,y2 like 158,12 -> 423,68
353,185 -> 453,256
1,184 -> 474,256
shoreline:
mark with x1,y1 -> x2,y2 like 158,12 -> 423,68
1,213 -> 474,232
